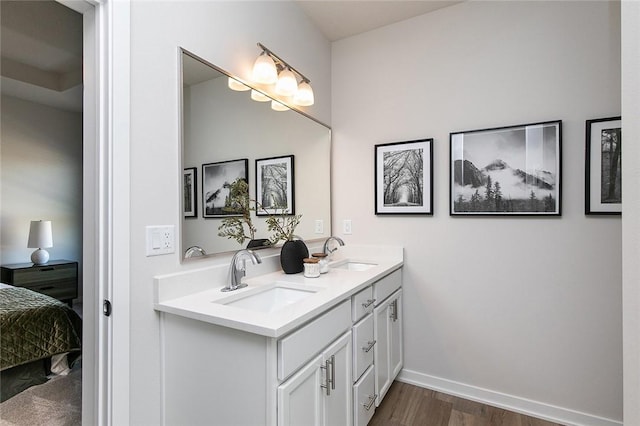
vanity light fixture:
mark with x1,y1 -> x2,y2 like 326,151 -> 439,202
250,89 -> 271,102
271,100 -> 290,111
228,77 -> 250,92
251,51 -> 278,84
251,43 -> 315,106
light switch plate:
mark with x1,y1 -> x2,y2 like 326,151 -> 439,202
343,219 -> 352,235
315,219 -> 324,234
146,225 -> 175,256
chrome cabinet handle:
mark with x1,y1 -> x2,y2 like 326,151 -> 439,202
362,340 -> 376,353
320,359 -> 331,396
361,298 -> 376,309
363,394 -> 377,411
389,299 -> 398,322
330,355 -> 335,390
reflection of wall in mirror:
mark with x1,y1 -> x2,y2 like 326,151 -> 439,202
182,63 -> 330,256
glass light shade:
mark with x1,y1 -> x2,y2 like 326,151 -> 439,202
293,81 -> 314,106
271,100 -> 290,111
251,53 -> 277,84
227,77 -> 250,91
251,90 -> 271,102
275,68 -> 298,97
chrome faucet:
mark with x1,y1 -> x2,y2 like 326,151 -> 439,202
323,236 -> 345,256
184,246 -> 206,258
222,249 -> 262,292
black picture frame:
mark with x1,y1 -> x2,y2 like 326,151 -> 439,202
202,158 -> 248,218
450,120 -> 562,216
585,116 -> 622,215
255,155 -> 295,216
375,139 -> 433,215
183,167 -> 197,218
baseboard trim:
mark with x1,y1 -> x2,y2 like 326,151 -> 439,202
397,369 -> 621,426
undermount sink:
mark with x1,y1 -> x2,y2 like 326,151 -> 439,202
331,260 -> 378,271
215,282 -> 321,313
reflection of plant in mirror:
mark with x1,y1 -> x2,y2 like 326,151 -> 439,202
261,205 -> 302,244
217,179 -> 256,245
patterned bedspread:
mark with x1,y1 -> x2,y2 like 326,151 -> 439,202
0,287 -> 82,371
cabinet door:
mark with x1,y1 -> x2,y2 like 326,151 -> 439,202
389,290 -> 403,380
323,332 -> 353,426
278,354 -> 324,426
374,298 -> 392,406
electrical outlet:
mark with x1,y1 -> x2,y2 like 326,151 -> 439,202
146,225 -> 175,256
343,219 -> 352,235
315,219 -> 324,234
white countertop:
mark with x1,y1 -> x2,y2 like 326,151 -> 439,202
154,245 -> 403,338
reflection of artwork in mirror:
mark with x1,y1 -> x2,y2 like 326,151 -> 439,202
203,159 -> 248,218
585,116 -> 622,215
375,139 -> 433,215
256,155 -> 295,216
184,167 -> 197,218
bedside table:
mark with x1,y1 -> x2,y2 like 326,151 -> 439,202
1,260 -> 78,306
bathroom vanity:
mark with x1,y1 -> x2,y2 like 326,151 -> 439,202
154,245 -> 403,425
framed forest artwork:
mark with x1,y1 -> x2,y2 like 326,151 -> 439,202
585,116 -> 622,215
375,139 -> 433,215
202,158 -> 248,218
255,155 -> 295,216
450,120 -> 562,216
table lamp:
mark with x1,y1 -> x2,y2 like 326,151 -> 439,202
27,220 -> 53,265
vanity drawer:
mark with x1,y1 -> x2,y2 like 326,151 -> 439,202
352,313 -> 374,382
278,299 -> 351,381
373,269 -> 402,306
352,285 -> 374,322
353,365 -> 376,426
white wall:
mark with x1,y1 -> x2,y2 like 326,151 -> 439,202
621,1 -> 640,424
332,2 -> 622,424
127,2 -> 330,423
0,95 -> 83,282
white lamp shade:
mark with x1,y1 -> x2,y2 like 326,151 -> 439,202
271,100 -> 290,111
227,77 -> 250,92
275,68 -> 298,97
252,53 -> 278,84
250,89 -> 271,102
293,81 -> 314,106
28,220 -> 53,248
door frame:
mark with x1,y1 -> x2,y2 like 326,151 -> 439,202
57,0 -> 131,424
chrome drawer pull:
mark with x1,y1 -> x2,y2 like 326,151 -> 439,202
363,394 -> 377,411
329,355 -> 335,390
320,359 -> 331,396
362,340 -> 376,353
361,298 -> 376,309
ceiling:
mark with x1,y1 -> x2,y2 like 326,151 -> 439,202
296,1 -> 462,41
0,0 -> 461,112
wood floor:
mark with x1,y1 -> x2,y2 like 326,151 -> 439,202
369,381 -> 565,426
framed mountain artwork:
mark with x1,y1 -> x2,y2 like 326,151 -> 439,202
450,120 -> 562,216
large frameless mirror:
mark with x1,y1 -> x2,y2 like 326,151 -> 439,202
180,49 -> 331,260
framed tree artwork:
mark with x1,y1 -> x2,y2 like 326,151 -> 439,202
255,155 -> 295,216
183,167 -> 197,218
450,120 -> 562,216
202,158 -> 248,218
375,139 -> 433,215
585,116 -> 622,215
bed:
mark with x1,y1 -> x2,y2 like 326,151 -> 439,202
0,283 -> 82,401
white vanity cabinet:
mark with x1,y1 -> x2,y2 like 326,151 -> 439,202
157,256 -> 403,426
278,332 -> 352,426
374,288 -> 403,405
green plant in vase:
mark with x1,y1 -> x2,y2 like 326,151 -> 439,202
217,178 -> 257,246
259,204 -> 307,274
